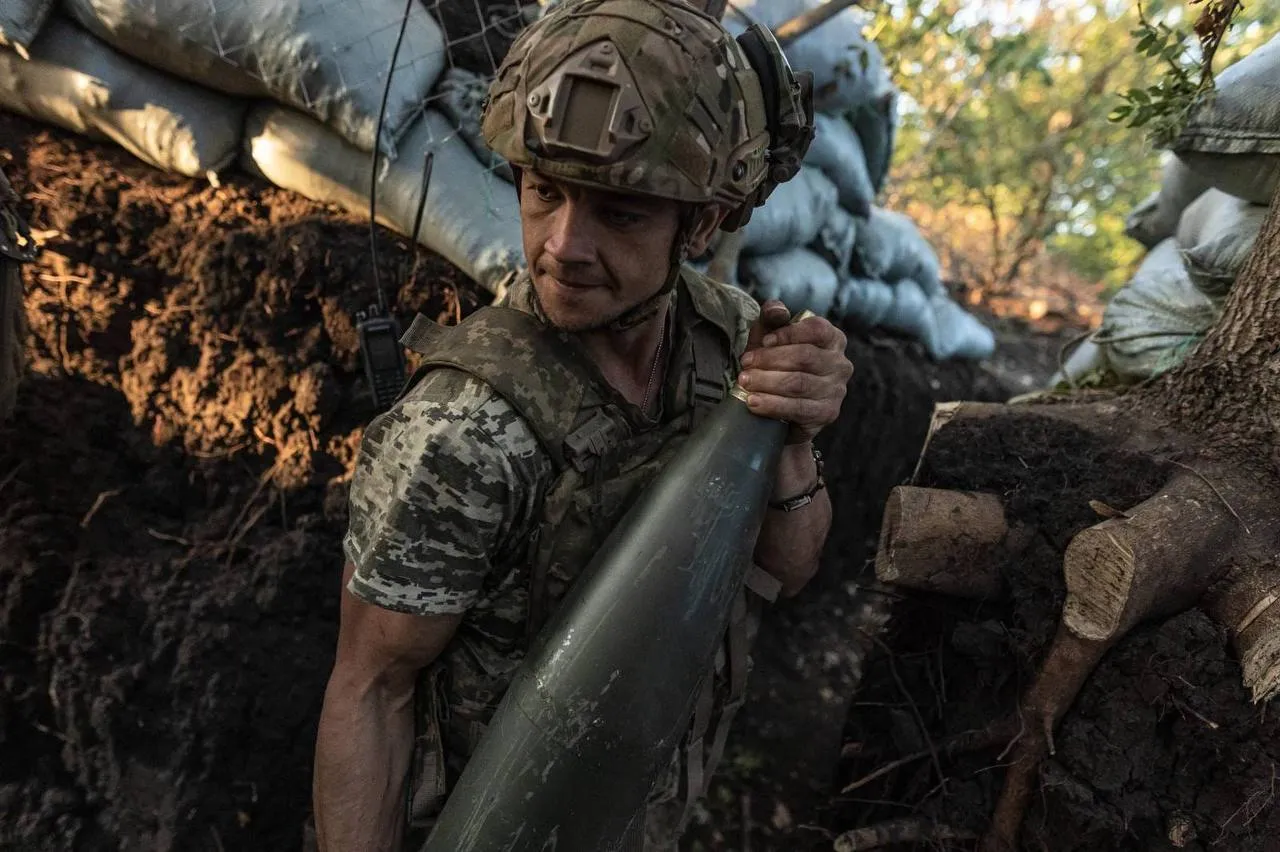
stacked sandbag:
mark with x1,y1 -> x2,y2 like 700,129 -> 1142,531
243,105 -> 524,293
740,166 -> 839,257
1173,32 -> 1280,205
434,67 -> 513,182
1174,189 -> 1269,298
0,17 -> 246,177
804,113 -> 875,217
851,207 -> 944,297
1,0 -> 53,56
63,0 -> 447,158
723,0 -> 892,115
1096,33 -> 1280,385
717,0 -> 992,361
1095,238 -> 1219,382
1124,156 -> 1212,249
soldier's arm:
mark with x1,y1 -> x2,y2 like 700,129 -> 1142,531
314,561 -> 461,852
753,443 -> 831,597
721,289 -> 840,597
314,368 -> 545,848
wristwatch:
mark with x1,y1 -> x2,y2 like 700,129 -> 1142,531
768,446 -> 825,512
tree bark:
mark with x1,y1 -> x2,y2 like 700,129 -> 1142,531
1147,180 -> 1280,457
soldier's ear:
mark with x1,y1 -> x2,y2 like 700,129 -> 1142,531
684,204 -> 729,258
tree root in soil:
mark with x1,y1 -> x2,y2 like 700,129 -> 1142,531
864,181 -> 1280,852
833,817 -> 976,851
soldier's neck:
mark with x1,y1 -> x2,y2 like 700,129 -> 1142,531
576,296 -> 672,408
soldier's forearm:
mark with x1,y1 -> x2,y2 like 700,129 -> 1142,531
753,442 -> 830,597
313,665 -> 415,852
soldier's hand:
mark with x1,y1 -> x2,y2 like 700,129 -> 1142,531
738,300 -> 853,445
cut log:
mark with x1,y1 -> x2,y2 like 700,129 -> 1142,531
1061,472 -> 1241,642
1207,562 -> 1280,703
983,473 -> 1249,851
875,486 -> 1011,599
981,625 -> 1113,852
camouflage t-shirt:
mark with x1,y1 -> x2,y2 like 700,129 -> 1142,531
344,366 -> 552,616
344,274 -> 759,620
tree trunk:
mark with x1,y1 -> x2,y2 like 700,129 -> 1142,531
1147,181 -> 1280,456
850,180 -> 1280,850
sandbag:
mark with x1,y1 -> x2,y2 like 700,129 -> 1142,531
1124,156 -> 1212,249
1051,337 -> 1108,388
1174,189 -> 1268,298
63,0 -> 446,158
804,113 -> 875,217
850,91 -> 897,194
1174,33 -> 1280,204
833,276 -> 893,327
851,207 -> 944,296
741,166 -> 838,256
741,248 -> 840,317
724,0 -> 892,114
243,105 -> 524,293
876,278 -> 939,355
434,67 -> 512,182
0,18 -> 245,177
810,205 -> 858,273
0,0 -> 52,56
1096,238 -> 1219,382
929,294 -> 995,361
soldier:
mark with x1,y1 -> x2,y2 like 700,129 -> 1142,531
313,1 -> 854,849
0,165 -> 36,423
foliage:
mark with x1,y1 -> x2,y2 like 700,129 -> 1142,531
1111,0 -> 1244,146
870,0 -> 1276,295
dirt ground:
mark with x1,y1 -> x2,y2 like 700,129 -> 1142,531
833,412 -> 1280,852
0,107 -> 1087,852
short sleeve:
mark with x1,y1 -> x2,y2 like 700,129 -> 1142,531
714,279 -> 761,360
343,368 -> 546,616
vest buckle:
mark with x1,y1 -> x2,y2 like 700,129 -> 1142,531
563,408 -> 625,473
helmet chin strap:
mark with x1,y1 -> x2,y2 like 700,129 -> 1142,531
603,204 -> 701,333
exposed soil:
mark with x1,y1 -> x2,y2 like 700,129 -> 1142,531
2,108 -> 1068,852
832,413 -> 1280,851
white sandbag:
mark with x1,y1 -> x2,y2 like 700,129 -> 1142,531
833,276 -> 893,327
929,295 -> 995,361
243,105 -> 524,293
877,278 -> 939,355
0,18 -> 245,177
804,113 -> 875,217
742,248 -> 840,316
850,91 -> 897,195
63,0 -> 446,158
1096,238 -> 1219,382
851,207 -> 944,296
724,0 -> 892,114
1174,189 -> 1268,298
810,205 -> 857,273
1,0 -> 53,55
1124,156 -> 1211,249
1174,33 -> 1280,204
1051,338 -> 1108,387
741,166 -> 838,257
434,67 -> 512,182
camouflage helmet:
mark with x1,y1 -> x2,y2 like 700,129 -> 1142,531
481,0 -> 814,231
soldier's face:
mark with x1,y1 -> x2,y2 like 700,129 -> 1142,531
519,172 -> 682,333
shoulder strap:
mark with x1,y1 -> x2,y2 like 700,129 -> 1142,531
399,307 -> 623,472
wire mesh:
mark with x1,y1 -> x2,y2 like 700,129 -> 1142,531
105,0 -> 542,213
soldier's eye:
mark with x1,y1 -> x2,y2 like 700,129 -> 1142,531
532,183 -> 560,202
603,208 -> 643,228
